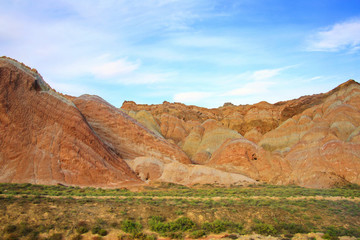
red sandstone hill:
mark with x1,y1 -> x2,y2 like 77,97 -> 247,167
1,57 -> 359,188
0,57 -> 142,187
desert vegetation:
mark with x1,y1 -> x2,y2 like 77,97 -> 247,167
0,183 -> 359,239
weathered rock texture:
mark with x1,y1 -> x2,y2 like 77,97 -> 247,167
122,80 -> 360,188
0,57 -> 254,187
1,57 -> 359,188
0,57 -> 140,187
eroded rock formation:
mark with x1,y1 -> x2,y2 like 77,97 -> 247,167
122,80 -> 360,187
0,57 -> 140,187
1,57 -> 359,188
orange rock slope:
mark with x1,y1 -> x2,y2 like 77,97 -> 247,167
0,57 -> 255,187
1,57 -> 359,188
0,57 -> 140,187
122,80 -> 360,188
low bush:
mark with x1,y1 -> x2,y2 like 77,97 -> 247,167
121,220 -> 142,234
148,216 -> 195,234
251,221 -> 277,236
278,222 -> 309,234
201,220 -> 243,234
189,230 -> 206,238
75,222 -> 89,234
91,225 -> 108,236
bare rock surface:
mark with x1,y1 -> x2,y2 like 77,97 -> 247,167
1,57 -> 360,188
122,80 -> 360,187
0,57 -> 140,187
72,95 -> 191,165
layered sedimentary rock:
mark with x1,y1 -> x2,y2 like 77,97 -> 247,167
122,80 -> 360,187
0,57 -> 255,187
72,95 -> 191,164
1,57 -> 359,188
126,157 -> 256,185
0,57 -> 140,187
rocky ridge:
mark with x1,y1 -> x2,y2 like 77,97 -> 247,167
122,80 -> 360,187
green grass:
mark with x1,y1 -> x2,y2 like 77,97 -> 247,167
1,182 -> 360,198
0,183 -> 359,239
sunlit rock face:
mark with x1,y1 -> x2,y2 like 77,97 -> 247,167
1,57 -> 359,188
0,57 -> 141,187
123,80 -> 360,188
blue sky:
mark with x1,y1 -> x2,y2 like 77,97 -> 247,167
1,0 -> 360,108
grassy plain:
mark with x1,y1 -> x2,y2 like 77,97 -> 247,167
0,183 -> 359,240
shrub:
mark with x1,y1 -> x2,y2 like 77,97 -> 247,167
278,222 -> 309,234
251,222 -> 277,236
201,220 -> 243,234
148,216 -> 168,233
164,232 -> 183,240
148,216 -> 195,234
98,229 -> 108,236
92,226 -> 102,235
121,220 -> 142,234
189,230 -> 206,238
91,225 -> 107,236
75,222 -> 89,234
171,217 -> 195,231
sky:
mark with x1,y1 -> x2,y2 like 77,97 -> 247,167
1,0 -> 360,108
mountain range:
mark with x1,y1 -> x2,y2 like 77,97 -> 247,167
1,57 -> 359,188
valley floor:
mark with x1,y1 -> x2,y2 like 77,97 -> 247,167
0,183 -> 359,240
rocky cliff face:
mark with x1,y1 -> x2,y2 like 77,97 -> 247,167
1,57 -> 359,188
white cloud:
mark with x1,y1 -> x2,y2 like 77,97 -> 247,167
252,68 -> 283,81
307,18 -> 360,52
222,67 -> 289,96
117,72 -> 176,85
91,59 -> 140,78
224,81 -> 274,96
173,91 -> 213,103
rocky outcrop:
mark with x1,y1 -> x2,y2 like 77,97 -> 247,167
0,57 -> 141,187
72,95 -> 191,164
126,156 -> 256,186
208,138 -> 291,184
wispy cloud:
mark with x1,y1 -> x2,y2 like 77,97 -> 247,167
115,72 -> 176,85
172,66 -> 291,105
224,80 -> 274,96
223,66 -> 291,96
91,58 -> 140,79
307,18 -> 360,52
173,91 -> 213,103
